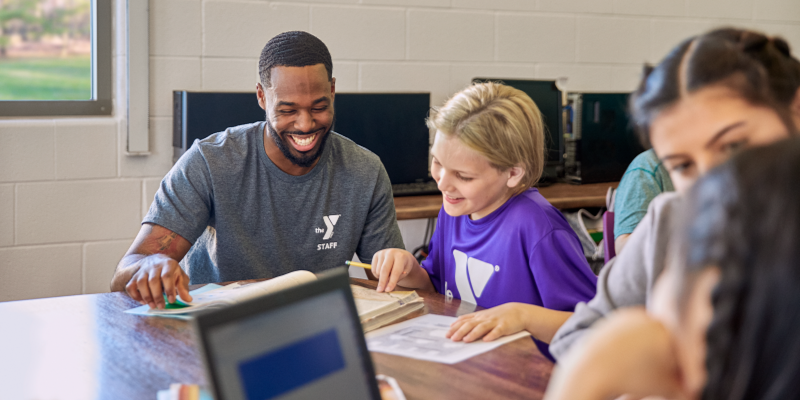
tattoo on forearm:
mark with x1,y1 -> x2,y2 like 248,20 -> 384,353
157,232 -> 178,251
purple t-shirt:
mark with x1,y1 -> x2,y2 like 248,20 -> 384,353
421,188 -> 597,360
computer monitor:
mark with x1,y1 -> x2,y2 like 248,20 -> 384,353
333,93 -> 431,185
472,79 -> 564,181
573,93 -> 645,184
194,269 -> 380,400
173,91 -> 433,186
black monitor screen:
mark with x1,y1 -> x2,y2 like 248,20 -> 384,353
174,92 -> 432,185
333,93 -> 431,185
472,79 -> 563,167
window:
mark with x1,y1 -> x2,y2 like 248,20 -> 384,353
0,0 -> 111,116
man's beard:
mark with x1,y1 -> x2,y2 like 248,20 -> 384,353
266,119 -> 332,168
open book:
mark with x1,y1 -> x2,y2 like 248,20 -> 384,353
124,270 -> 423,332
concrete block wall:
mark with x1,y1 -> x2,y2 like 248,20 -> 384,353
1,0 -> 799,302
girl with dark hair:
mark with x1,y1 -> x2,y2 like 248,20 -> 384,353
545,138 -> 800,400
549,27 -> 800,359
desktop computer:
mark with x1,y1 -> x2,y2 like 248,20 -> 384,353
472,78 -> 565,183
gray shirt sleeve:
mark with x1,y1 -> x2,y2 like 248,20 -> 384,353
354,163 -> 405,263
143,144 -> 213,244
549,192 -> 681,361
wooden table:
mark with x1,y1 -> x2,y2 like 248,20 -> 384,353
394,182 -> 619,220
0,279 -> 553,399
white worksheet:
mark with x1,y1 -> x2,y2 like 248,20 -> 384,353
365,314 -> 530,364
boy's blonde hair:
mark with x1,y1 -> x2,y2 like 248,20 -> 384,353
427,82 -> 546,195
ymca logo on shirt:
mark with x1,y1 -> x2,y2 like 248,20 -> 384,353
449,250 -> 500,305
315,214 -> 340,250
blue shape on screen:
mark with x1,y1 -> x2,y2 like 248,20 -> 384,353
238,329 -> 346,400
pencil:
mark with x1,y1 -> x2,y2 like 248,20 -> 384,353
345,260 -> 372,270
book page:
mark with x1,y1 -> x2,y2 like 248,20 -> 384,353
126,270 -> 317,316
366,314 -> 530,364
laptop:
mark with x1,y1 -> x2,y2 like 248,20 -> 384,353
194,268 -> 381,400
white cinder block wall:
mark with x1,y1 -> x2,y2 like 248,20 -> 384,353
1,0 -> 799,302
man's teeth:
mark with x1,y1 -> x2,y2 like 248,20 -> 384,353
291,134 -> 315,146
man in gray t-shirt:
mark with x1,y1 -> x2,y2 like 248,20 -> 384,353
110,31 -> 403,309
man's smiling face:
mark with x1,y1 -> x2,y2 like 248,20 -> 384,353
258,64 -> 335,172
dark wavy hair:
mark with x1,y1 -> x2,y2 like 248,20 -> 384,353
630,28 -> 800,148
675,137 -> 800,399
258,31 -> 333,88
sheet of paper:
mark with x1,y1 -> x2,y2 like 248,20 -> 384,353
125,284 -> 223,319
365,314 -> 530,364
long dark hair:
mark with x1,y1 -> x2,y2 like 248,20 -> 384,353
631,28 -> 800,147
677,137 -> 800,399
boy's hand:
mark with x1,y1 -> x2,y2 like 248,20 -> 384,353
447,303 -> 528,342
371,248 -> 419,292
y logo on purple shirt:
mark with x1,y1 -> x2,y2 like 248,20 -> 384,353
452,250 -> 499,305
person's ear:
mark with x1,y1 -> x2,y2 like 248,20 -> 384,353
256,82 -> 267,111
506,164 -> 525,189
330,77 -> 336,101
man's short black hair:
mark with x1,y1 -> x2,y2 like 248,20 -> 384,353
258,31 -> 333,88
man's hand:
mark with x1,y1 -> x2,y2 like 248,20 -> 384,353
447,303 -> 529,342
126,254 -> 192,310
371,248 -> 436,293
110,223 -> 193,309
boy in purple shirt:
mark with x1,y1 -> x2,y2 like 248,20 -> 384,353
371,82 -> 597,361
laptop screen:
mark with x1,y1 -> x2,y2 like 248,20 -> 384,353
198,273 -> 378,400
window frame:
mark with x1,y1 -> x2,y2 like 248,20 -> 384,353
0,0 -> 112,117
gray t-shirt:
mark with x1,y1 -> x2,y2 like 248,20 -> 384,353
144,122 -> 404,284
549,192 -> 681,360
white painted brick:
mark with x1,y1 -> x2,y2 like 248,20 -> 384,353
537,64 -> 615,92
496,14 -> 577,63
449,64 -> 537,94
359,62 -> 451,105
756,0 -> 800,22
0,244 -> 82,302
685,0 -> 753,19
83,240 -> 132,294
611,65 -> 646,92
333,61 -> 359,92
150,0 -> 202,56
143,177 -> 163,218
113,0 -> 127,57
756,23 -> 800,52
452,0 -> 537,11
408,10 -> 494,62
311,6 -> 405,60
577,17 -> 650,64
119,118 -> 175,178
539,0 -> 614,14
203,2 -> 309,58
651,20 -> 716,63
293,0 -> 357,3
398,218 -> 429,250
150,57 -> 201,117
202,58 -> 259,92
0,185 -> 12,247
16,180 -> 141,245
364,0 -> 449,7
613,0 -> 684,17
0,121 -> 55,183
55,120 -> 117,180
